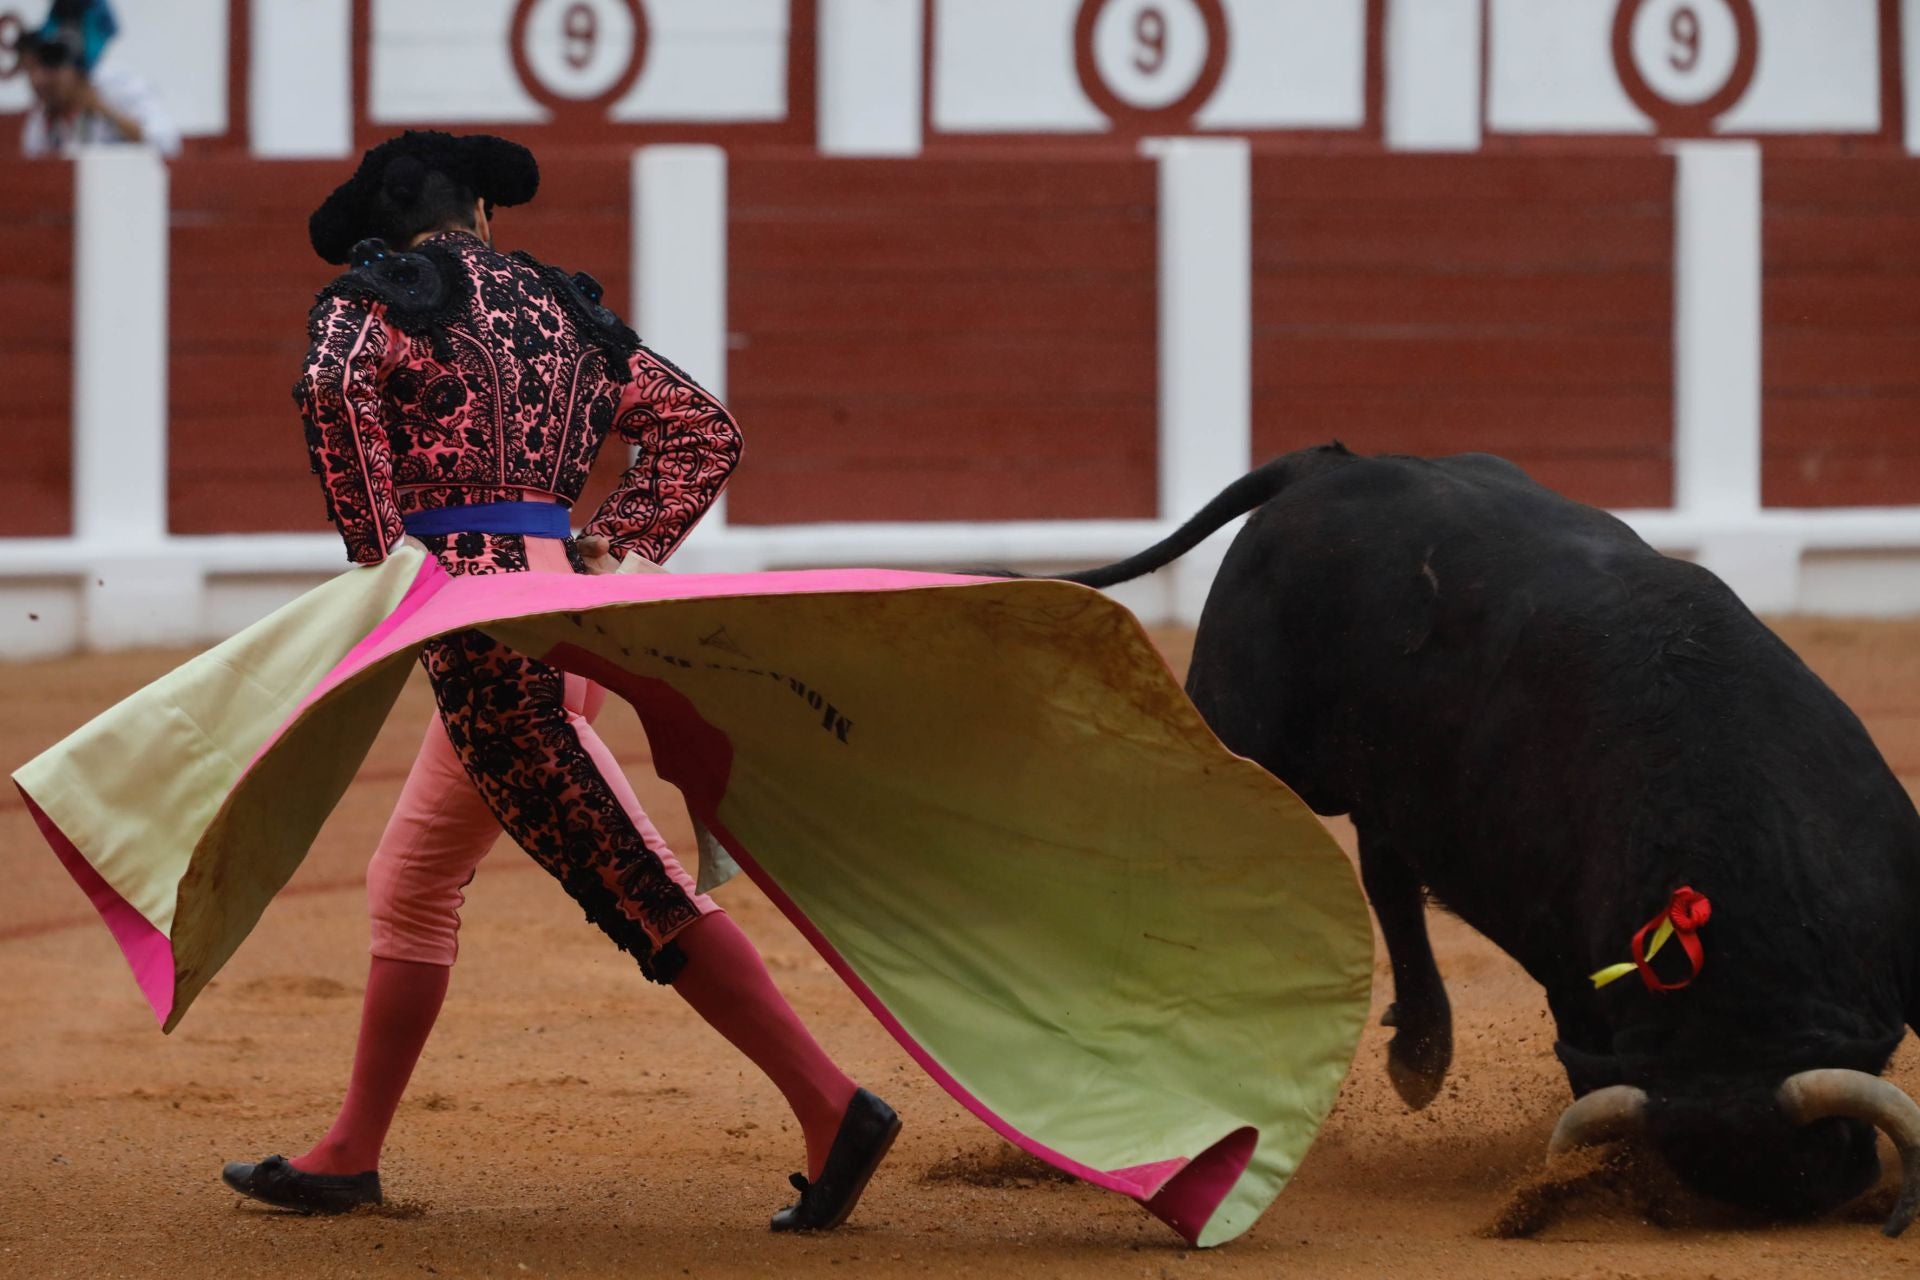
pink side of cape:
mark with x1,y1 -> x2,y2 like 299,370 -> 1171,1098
271,566 -> 989,743
18,785 -> 176,1025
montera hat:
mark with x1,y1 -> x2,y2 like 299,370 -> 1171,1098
307,130 -> 540,265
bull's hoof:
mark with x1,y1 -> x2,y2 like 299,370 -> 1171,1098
1386,1027 -> 1452,1111
1387,1054 -> 1445,1110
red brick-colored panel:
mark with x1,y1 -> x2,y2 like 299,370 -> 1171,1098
1764,447 -> 1920,508
1257,391 -> 1670,456
1253,334 -> 1669,392
1767,333 -> 1920,393
1763,158 -> 1920,208
726,155 -> 1158,525
1766,396 -> 1920,452
1256,392 -> 1670,511
734,218 -> 1153,275
1502,455 -> 1673,512
166,158 -> 340,535
168,410 -> 328,536
5,349 -> 73,415
1765,392 -> 1920,507
1251,209 -> 1670,274
735,334 -> 1154,401
1252,154 -> 1675,511
1763,158 -> 1920,508
0,164 -> 72,536
171,225 -> 323,279
1766,215 -> 1920,272
167,153 -> 630,535
1250,154 -> 1674,207
739,402 -> 1159,462
735,443 -> 1158,525
738,155 -> 1155,210
4,225 -> 75,282
736,274 -> 1154,336
1261,271 -> 1668,331
0,279 -> 79,345
1766,274 -> 1920,330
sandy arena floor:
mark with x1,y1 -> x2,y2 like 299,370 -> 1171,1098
4,620 -> 1919,1279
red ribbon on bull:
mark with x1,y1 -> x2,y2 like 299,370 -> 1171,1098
1591,885 -> 1712,993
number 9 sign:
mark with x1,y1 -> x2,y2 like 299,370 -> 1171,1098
1611,0 -> 1759,134
1075,0 -> 1229,132
510,0 -> 649,116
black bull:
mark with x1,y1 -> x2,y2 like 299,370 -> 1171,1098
1048,445 -> 1920,1234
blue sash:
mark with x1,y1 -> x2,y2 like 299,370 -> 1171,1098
402,501 -> 571,539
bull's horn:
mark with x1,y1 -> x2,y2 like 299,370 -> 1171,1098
1777,1068 -> 1920,1238
1546,1085 -> 1649,1159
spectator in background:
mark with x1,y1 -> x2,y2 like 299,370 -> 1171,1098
18,0 -> 179,158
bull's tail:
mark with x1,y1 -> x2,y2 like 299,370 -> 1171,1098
1052,443 -> 1346,588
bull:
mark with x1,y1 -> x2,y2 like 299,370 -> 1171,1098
1047,444 -> 1920,1234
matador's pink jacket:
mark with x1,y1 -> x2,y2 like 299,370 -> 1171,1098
295,229 -> 741,566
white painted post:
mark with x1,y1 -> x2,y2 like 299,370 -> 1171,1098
1904,0 -> 1920,156
250,0 -> 354,158
633,145 -> 732,555
1147,136 -> 1252,625
1669,141 -> 1790,607
818,0 -> 925,156
1385,0 -> 1484,152
72,146 -> 204,647
73,146 -> 168,549
1672,141 -> 1761,522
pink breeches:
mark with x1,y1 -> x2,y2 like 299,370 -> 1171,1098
366,537 -> 717,968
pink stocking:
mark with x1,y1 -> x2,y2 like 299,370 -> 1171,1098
670,911 -> 857,1179
292,956 -> 450,1175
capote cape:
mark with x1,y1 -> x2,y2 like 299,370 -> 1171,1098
14,546 -> 1371,1246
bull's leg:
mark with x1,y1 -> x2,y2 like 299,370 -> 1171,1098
1359,831 -> 1453,1110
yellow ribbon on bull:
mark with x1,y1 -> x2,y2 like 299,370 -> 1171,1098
1590,918 -> 1677,989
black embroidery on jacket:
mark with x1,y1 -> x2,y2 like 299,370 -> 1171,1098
312,240 -> 475,360
514,253 -> 643,383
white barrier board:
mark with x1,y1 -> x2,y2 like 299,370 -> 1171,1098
1487,0 -> 1884,137
931,0 -> 1367,135
369,0 -> 788,126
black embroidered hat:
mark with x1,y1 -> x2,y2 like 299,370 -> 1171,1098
307,130 -> 540,265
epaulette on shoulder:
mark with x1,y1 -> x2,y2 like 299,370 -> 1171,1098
312,239 -> 474,349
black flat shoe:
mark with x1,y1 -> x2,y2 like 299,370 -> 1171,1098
221,1154 -> 382,1214
770,1088 -> 901,1233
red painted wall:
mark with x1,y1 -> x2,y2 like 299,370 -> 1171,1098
725,154 -> 1159,523
1763,157 -> 1920,507
1,164 -> 73,537
81,146 -> 1920,540
1251,154 -> 1676,510
167,156 -> 337,537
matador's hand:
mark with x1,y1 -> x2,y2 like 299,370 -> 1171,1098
575,534 -> 664,575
